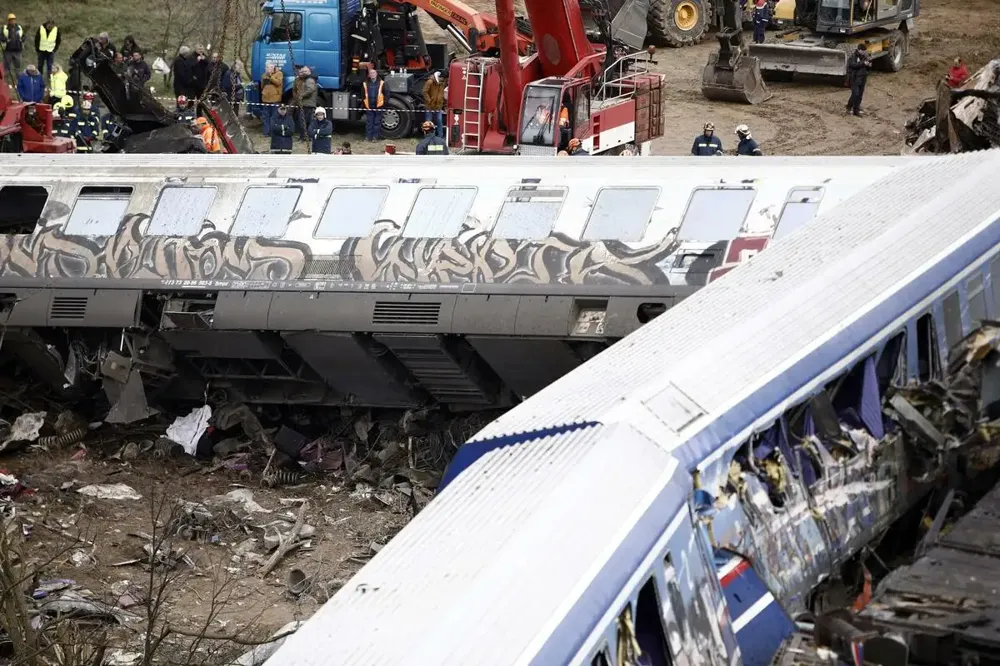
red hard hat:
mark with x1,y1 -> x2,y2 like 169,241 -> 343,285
177,95 -> 188,105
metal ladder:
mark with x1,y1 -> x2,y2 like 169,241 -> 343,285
462,62 -> 484,151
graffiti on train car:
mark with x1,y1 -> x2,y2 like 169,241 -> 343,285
0,216 -> 684,287
0,215 -> 312,281
337,220 -> 683,286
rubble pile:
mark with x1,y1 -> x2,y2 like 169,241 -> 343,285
905,59 -> 1000,154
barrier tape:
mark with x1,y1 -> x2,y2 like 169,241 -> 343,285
17,86 -> 448,115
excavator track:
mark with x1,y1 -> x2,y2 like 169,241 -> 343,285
649,0 -> 714,47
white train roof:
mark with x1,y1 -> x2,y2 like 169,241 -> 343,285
264,422 -> 687,666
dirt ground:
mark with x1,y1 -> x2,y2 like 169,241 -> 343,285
251,0 -> 999,156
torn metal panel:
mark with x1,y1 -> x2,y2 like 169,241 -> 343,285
904,59 -> 1000,154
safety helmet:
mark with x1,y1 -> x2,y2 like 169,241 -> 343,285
421,120 -> 434,132
314,107 -> 326,116
704,122 -> 715,132
177,95 -> 188,106
57,95 -> 74,110
6,13 -> 15,20
735,124 -> 751,137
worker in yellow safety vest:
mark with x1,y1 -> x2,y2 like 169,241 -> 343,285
34,20 -> 60,80
47,64 -> 68,104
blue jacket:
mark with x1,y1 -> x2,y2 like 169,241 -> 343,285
220,68 -> 244,103
753,3 -> 771,23
16,71 -> 44,103
308,117 -> 333,153
270,113 -> 295,152
737,137 -> 762,156
416,134 -> 449,155
70,112 -> 102,151
691,133 -> 723,156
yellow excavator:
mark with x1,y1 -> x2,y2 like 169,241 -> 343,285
701,0 -> 772,104
750,0 -> 920,79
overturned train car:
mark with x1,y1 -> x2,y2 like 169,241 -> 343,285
0,154 -> 908,420
264,150 -> 1000,666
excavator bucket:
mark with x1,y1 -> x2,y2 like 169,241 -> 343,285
748,43 -> 849,79
702,51 -> 772,105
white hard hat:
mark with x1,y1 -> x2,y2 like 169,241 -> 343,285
315,107 -> 326,116
736,124 -> 750,135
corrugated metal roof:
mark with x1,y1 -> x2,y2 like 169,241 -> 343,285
265,423 -> 687,666
471,150 -> 1000,448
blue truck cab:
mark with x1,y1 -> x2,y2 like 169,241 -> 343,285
250,0 -> 451,139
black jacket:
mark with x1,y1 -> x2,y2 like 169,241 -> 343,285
847,51 -> 870,84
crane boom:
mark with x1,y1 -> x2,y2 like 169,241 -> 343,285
412,0 -> 534,56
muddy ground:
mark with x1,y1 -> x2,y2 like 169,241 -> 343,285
247,0 -> 1000,155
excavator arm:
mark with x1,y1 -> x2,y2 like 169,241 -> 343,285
395,0 -> 534,56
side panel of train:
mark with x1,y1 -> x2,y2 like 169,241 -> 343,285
0,161 -> 903,413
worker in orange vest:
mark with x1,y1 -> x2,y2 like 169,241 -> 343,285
194,116 -> 222,153
558,103 -> 571,148
363,67 -> 386,142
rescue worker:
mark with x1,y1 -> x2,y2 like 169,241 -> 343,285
735,124 -> 762,155
567,137 -> 587,156
51,105 -> 71,139
194,117 -> 222,153
175,95 -> 195,124
415,120 -> 448,155
270,104 -> 295,154
1,13 -> 24,76
47,64 -> 68,104
127,51 -> 151,87
71,100 -> 102,153
559,98 -> 572,148
691,122 -> 723,156
293,66 -> 318,141
308,107 -> 334,154
422,71 -> 446,138
16,65 -> 44,103
260,63 -> 284,137
752,0 -> 770,45
846,43 -> 871,117
363,67 -> 386,142
34,20 -> 60,80
946,57 -> 969,88
56,95 -> 77,128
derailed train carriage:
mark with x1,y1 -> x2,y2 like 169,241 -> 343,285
0,154 -> 907,420
264,149 -> 1000,666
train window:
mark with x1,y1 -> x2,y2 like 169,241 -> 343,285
232,187 -> 301,237
916,312 -> 940,381
0,185 -> 47,234
404,187 -> 477,238
678,188 -> 755,242
773,187 -> 824,240
992,257 -> 1000,316
968,273 -> 987,327
590,648 -> 610,666
493,186 -> 566,239
943,290 -> 963,348
315,187 -> 389,238
583,187 -> 659,242
876,331 -> 906,395
64,186 -> 133,236
635,577 -> 673,665
148,186 -> 216,236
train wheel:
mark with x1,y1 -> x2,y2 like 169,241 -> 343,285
649,0 -> 713,47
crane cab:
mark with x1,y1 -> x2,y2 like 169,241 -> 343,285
516,78 -> 591,156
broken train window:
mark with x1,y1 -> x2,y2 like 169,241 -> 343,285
315,187 -> 389,239
232,186 -> 301,238
492,186 -> 566,239
876,331 -> 906,396
65,186 -> 134,236
148,186 -> 217,236
634,576 -> 674,666
740,420 -> 795,507
916,312 -> 941,382
967,272 -> 988,328
942,290 -> 963,351
0,185 -> 48,234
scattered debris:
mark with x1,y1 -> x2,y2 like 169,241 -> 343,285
77,483 -> 142,501
905,59 -> 1000,154
166,405 -> 213,456
0,411 -> 45,453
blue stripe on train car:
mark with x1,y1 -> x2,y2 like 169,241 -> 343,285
716,552 -> 796,666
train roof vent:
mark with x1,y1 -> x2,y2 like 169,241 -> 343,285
50,295 -> 89,321
372,301 -> 442,326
